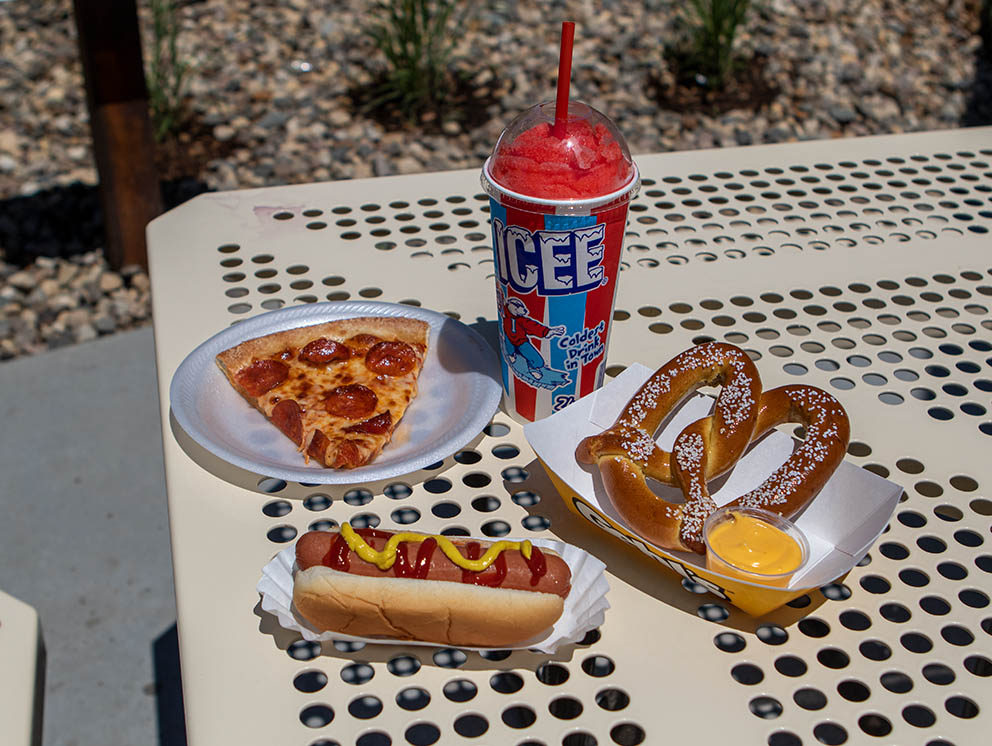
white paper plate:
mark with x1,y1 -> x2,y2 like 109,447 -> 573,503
169,302 -> 502,484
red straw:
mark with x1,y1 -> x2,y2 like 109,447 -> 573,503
552,21 -> 575,138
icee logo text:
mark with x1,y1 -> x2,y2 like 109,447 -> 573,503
492,218 -> 606,296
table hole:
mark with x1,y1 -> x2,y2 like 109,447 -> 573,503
941,624 -> 975,646
946,695 -> 979,718
452,714 -> 488,738
899,568 -> 930,587
511,490 -> 540,507
955,529 -> 983,547
794,687 -> 827,710
443,678 -> 477,702
548,697 -> 583,720
730,663 -> 764,685
839,611 -> 871,630
860,640 -> 892,661
694,602 -> 729,623
970,499 -> 992,519
937,561 -> 967,580
901,632 -> 934,653
812,722 -> 848,745
918,536 -> 947,553
341,662 -> 375,685
681,578 -> 709,594
817,648 -> 850,669
767,732 -> 802,746
300,704 -> 334,728
820,583 -> 851,601
348,513 -> 379,530
432,648 -> 466,668
578,629 -> 603,647
798,618 -> 830,638
288,640 -> 321,661
261,499 -> 291,518
404,723 -> 439,746
786,594 -> 811,608
935,504 -> 964,522
714,632 -> 746,652
755,624 -> 787,645
266,525 -> 296,543
294,670 -> 328,693
880,602 -> 911,622
478,649 -> 512,661
390,507 -> 421,525
879,541 -> 909,560
964,654 -> 992,677
424,477 -> 454,494
537,662 -> 570,685
898,510 -> 927,527
481,520 -> 510,537
489,672 -> 523,694
582,655 -> 615,677
343,488 -> 373,506
903,704 -> 937,728
749,696 -> 783,720
562,732 -> 598,746
837,679 -> 870,702
382,655 -> 420,678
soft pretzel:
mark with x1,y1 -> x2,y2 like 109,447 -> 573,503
576,342 -> 763,550
671,384 -> 850,552
576,343 -> 850,553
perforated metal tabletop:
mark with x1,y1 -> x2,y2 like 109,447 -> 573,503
148,127 -> 992,746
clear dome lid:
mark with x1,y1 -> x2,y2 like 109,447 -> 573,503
487,100 -> 634,201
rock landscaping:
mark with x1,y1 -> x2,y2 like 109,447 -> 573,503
0,0 -> 988,360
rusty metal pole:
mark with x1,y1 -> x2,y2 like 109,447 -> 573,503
73,0 -> 163,270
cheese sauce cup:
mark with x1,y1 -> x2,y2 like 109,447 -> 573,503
703,507 -> 810,589
482,100 -> 640,423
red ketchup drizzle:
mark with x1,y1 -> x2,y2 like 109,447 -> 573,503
460,542 -> 507,587
325,532 -> 351,572
322,527 -> 545,588
394,538 -> 437,580
524,546 -> 547,586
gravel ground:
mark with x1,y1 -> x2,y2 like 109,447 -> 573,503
0,0 -> 989,360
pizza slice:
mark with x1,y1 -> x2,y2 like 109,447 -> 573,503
215,316 -> 429,468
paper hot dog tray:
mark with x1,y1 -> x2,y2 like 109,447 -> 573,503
258,533 -> 610,654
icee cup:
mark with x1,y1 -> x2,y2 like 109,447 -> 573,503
481,100 -> 640,423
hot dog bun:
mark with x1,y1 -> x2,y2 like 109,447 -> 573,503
293,566 -> 564,647
291,526 -> 570,647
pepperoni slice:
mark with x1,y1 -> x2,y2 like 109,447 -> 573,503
271,399 -> 303,445
307,429 -> 330,462
235,359 -> 289,397
329,440 -> 363,468
365,341 -> 417,376
323,384 -> 377,419
300,338 -> 350,365
345,411 -> 393,435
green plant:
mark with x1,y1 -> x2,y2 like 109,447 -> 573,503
146,0 -> 191,141
682,0 -> 751,89
364,0 -> 460,121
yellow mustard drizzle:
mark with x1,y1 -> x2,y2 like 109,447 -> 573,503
340,522 -> 532,572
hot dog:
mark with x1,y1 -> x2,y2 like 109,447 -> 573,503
293,524 -> 572,647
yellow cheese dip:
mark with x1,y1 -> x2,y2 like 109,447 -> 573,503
704,509 -> 807,588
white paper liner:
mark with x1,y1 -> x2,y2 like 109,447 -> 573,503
257,535 -> 610,654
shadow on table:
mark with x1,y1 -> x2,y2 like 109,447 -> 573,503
254,600 -> 593,673
152,623 -> 188,746
511,458 -> 829,633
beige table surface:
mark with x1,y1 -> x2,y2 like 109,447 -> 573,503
0,588 -> 42,746
149,127 -> 992,746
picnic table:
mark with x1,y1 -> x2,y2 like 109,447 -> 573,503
148,126 -> 992,746
0,588 -> 43,746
